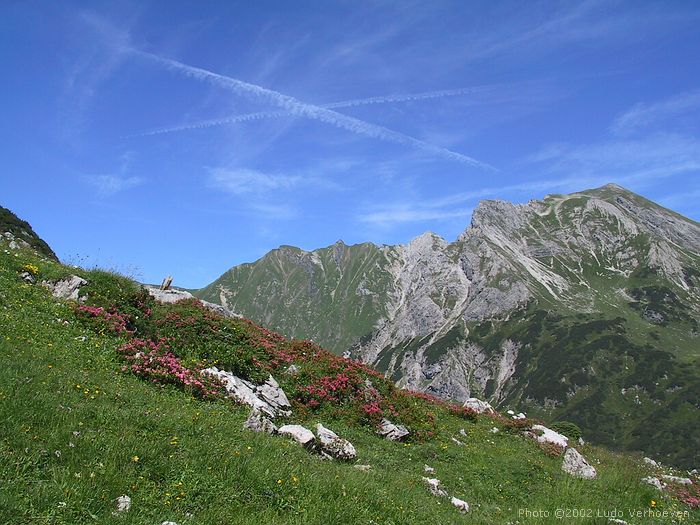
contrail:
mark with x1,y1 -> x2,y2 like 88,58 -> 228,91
135,85 -> 498,137
129,49 -> 495,170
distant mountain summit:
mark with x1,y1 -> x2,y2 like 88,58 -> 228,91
197,184 -> 700,466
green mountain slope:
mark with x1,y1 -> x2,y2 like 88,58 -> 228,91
196,184 -> 700,467
1,239 -> 699,524
0,205 -> 57,260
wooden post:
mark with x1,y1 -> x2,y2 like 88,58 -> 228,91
160,276 -> 173,291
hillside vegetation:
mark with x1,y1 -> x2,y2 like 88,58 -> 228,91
1,243 -> 699,524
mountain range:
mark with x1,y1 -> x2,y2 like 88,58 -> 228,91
196,184 -> 700,467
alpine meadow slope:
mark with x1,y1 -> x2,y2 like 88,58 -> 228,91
197,184 -> 700,468
1,207 -> 699,524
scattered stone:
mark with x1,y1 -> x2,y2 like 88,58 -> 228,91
422,477 -> 448,497
20,271 -> 35,284
42,275 -> 87,301
459,428 -> 468,437
506,410 -> 515,415
451,437 -> 464,446
490,427 -> 499,434
531,424 -> 569,449
424,464 -> 435,473
578,437 -> 586,446
162,522 -> 179,525
512,412 -> 526,420
354,464 -> 371,471
662,474 -> 693,485
642,477 -> 665,490
377,418 -> 409,441
202,368 -> 291,417
562,448 -> 597,479
113,495 -> 131,514
243,409 -> 277,434
643,457 -> 660,468
316,423 -> 356,460
462,397 -> 494,414
285,364 -> 300,375
278,425 -> 315,448
609,519 -> 628,524
451,496 -> 469,513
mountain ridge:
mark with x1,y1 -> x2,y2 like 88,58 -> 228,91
196,184 -> 700,466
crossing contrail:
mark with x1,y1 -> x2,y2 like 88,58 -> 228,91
135,85 -> 497,137
130,49 -> 495,170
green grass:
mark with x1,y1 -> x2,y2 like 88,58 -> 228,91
0,247 -> 698,524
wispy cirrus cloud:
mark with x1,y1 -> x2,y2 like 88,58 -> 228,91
610,89 -> 700,136
357,132 -> 700,228
85,174 -> 143,196
130,49 -> 495,170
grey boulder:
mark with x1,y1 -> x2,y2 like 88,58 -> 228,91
315,423 -> 356,460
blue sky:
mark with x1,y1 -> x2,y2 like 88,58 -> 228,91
1,1 -> 699,288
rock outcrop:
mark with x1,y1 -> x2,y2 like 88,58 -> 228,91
562,448 -> 597,479
278,425 -> 315,448
42,275 -> 87,301
315,423 -> 356,460
377,419 -> 409,441
202,368 -> 291,417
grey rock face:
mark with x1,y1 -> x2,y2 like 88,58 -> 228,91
562,448 -> 597,479
42,275 -> 87,301
278,425 -> 315,448
315,423 -> 356,460
377,419 -> 409,441
202,368 -> 291,417
243,409 -> 277,434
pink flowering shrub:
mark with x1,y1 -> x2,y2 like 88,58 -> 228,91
118,338 -> 224,400
74,304 -> 133,335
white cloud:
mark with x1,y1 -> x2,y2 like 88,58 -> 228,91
358,206 -> 473,227
86,174 -> 143,196
209,168 -> 303,195
610,90 -> 700,136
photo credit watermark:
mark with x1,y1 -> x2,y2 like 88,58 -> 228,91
517,508 -> 691,520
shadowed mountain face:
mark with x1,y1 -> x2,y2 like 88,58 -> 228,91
197,185 -> 700,466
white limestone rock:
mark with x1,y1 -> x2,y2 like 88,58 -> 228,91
257,375 -> 292,416
531,424 -> 569,449
424,465 -> 435,473
642,476 -> 665,490
451,496 -> 469,513
278,425 -> 315,448
422,477 -> 448,497
315,423 -> 356,460
202,368 -> 291,418
463,397 -> 495,414
377,418 -> 409,441
562,448 -> 597,479
42,275 -> 87,301
662,474 -> 693,485
145,286 -> 240,318
243,409 -> 277,434
643,457 -> 660,468
113,495 -> 131,514
354,464 -> 371,471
